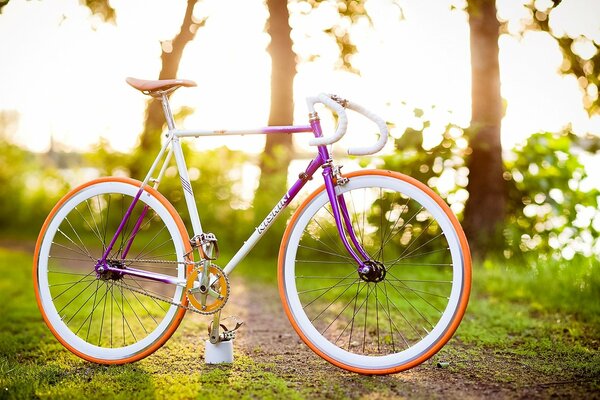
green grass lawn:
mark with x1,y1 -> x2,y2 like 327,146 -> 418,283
1,247 -> 599,399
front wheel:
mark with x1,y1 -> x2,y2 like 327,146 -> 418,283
278,170 -> 471,374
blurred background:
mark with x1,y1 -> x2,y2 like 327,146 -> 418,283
0,0 -> 599,266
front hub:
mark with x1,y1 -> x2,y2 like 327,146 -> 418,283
358,260 -> 386,283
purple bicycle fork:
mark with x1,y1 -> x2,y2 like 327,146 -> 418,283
95,118 -> 372,282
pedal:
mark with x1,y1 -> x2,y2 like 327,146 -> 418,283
220,318 -> 244,342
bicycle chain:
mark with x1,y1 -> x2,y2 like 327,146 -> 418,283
112,268 -> 230,315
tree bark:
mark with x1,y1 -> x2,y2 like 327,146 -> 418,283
257,0 -> 296,197
131,0 -> 202,177
463,0 -> 506,258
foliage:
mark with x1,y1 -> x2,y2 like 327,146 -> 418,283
381,108 -> 600,260
291,0 -> 402,73
506,0 -> 600,114
504,130 -> 600,259
382,111 -> 470,217
0,138 -> 69,235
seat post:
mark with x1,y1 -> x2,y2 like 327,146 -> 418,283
160,93 -> 176,130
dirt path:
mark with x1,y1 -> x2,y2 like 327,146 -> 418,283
11,239 -> 597,399
217,276 -> 597,400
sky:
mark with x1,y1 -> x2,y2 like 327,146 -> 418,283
0,0 -> 599,157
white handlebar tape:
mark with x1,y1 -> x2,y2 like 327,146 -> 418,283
305,94 -> 388,155
306,94 -> 348,146
345,101 -> 389,156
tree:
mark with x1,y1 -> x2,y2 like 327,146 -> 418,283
524,0 -> 600,114
462,0 -> 600,258
130,0 -> 205,178
462,0 -> 506,258
255,0 -> 297,218
254,0 -> 371,231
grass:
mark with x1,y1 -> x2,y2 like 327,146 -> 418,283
1,246 -> 599,399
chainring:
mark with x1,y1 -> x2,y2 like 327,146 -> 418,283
185,264 -> 229,314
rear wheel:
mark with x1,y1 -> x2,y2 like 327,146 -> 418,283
33,177 -> 191,364
278,170 -> 471,374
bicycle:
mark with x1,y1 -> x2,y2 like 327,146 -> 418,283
33,77 -> 471,375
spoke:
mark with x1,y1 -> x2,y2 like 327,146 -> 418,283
295,260 -> 353,265
72,205 -> 104,250
96,195 -> 107,252
122,211 -> 163,258
76,282 -> 110,344
379,196 -> 414,252
375,282 -> 380,353
135,236 -> 175,263
379,282 -> 411,348
334,283 -> 377,351
400,247 -> 450,260
385,279 -> 452,284
49,278 -> 98,287
382,282 -> 396,351
55,228 -> 94,261
348,189 -> 365,249
98,281 -> 109,347
50,270 -> 97,300
124,277 -> 168,313
64,280 -> 104,325
382,281 -> 424,341
113,194 -> 134,259
385,276 -> 435,332
119,279 -> 171,310
297,245 -> 355,263
55,276 -> 98,313
308,279 -> 360,325
362,282 -> 370,353
63,214 -> 94,258
311,210 -> 348,257
49,255 -> 96,263
301,270 -> 357,309
132,222 -> 171,261
48,270 -> 95,277
386,271 -> 447,313
396,219 -> 437,260
121,286 -> 148,335
298,281 -> 357,295
296,275 -> 358,280
125,282 -> 159,326
387,233 -> 445,271
112,283 -> 136,344
320,280 -> 366,336
85,198 -> 104,247
378,187 -> 384,264
110,281 -> 114,348
51,241 -> 94,261
347,281 -> 362,351
79,280 -> 102,339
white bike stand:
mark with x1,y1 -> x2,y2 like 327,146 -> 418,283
204,339 -> 234,364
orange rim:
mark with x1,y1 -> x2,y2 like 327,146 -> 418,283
277,169 -> 472,375
32,177 -> 192,364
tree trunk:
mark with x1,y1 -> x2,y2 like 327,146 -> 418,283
255,0 -> 296,217
130,0 -> 202,178
463,0 -> 506,258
